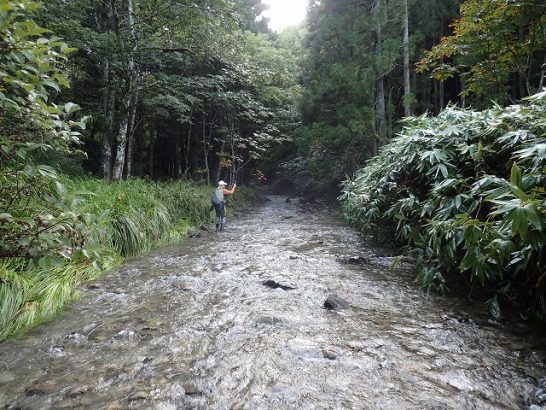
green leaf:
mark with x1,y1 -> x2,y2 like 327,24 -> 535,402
64,102 -> 80,114
510,163 -> 522,187
523,203 -> 542,230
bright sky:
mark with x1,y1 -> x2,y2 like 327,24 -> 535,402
261,0 -> 308,32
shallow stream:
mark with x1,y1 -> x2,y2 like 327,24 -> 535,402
1,196 -> 544,409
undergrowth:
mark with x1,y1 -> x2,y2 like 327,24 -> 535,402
341,90 -> 546,322
0,178 -> 258,341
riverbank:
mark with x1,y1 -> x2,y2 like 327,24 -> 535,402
0,178 -> 262,341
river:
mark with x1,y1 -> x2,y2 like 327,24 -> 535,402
0,196 -> 544,409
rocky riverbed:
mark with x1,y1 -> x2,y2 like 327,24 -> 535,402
0,196 -> 545,409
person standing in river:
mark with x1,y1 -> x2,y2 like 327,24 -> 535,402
213,180 -> 237,231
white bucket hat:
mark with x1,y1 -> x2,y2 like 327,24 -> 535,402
218,180 -> 227,186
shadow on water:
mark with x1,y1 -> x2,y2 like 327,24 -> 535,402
0,196 -> 545,409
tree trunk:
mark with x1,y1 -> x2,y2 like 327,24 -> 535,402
202,112 -> 211,185
125,88 -> 139,179
434,79 -> 439,114
402,0 -> 412,117
97,3 -> 115,180
149,123 -> 156,179
174,133 -> 181,179
373,0 -> 386,150
112,0 -> 138,181
111,96 -> 130,181
101,58 -> 115,180
184,111 -> 193,178
439,80 -> 445,109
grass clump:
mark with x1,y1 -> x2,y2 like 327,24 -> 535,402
69,179 -> 212,257
340,91 -> 546,322
0,254 -> 120,340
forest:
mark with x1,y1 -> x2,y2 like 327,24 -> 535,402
1,0 -> 545,341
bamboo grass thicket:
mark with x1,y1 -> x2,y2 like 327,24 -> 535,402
341,90 -> 546,322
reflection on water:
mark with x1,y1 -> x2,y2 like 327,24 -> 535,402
0,196 -> 544,409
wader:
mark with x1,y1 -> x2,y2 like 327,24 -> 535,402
214,188 -> 226,231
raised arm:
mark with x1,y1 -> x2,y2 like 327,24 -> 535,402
223,182 -> 237,195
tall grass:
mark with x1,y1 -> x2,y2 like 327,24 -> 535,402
0,254 -> 120,340
1,178 -> 258,341
69,179 -> 212,257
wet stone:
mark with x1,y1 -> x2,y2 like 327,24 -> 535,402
263,279 -> 297,291
172,277 -> 200,291
324,294 -> 349,310
128,391 -> 148,401
338,255 -> 370,265
65,332 -> 87,344
322,348 -> 340,360
87,283 -> 101,290
49,345 -> 66,357
379,360 -> 396,369
255,316 -> 283,326
183,381 -> 202,396
68,385 -> 89,397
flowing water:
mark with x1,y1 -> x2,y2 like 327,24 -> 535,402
1,196 -> 545,409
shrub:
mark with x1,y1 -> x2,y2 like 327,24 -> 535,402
340,90 -> 546,321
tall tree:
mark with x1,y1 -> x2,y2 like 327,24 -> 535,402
402,0 -> 411,117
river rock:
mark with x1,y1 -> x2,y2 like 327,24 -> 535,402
172,277 -> 199,291
338,256 -> 370,265
68,385 -> 89,397
255,315 -> 283,326
322,348 -> 340,360
324,294 -> 349,310
263,279 -> 296,291
199,224 -> 210,232
183,381 -> 201,396
128,391 -> 148,401
189,231 -> 201,238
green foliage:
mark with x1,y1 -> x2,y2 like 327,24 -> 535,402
417,0 -> 546,102
341,90 -> 546,320
0,254 -> 120,341
69,179 -> 213,257
0,0 -> 90,268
